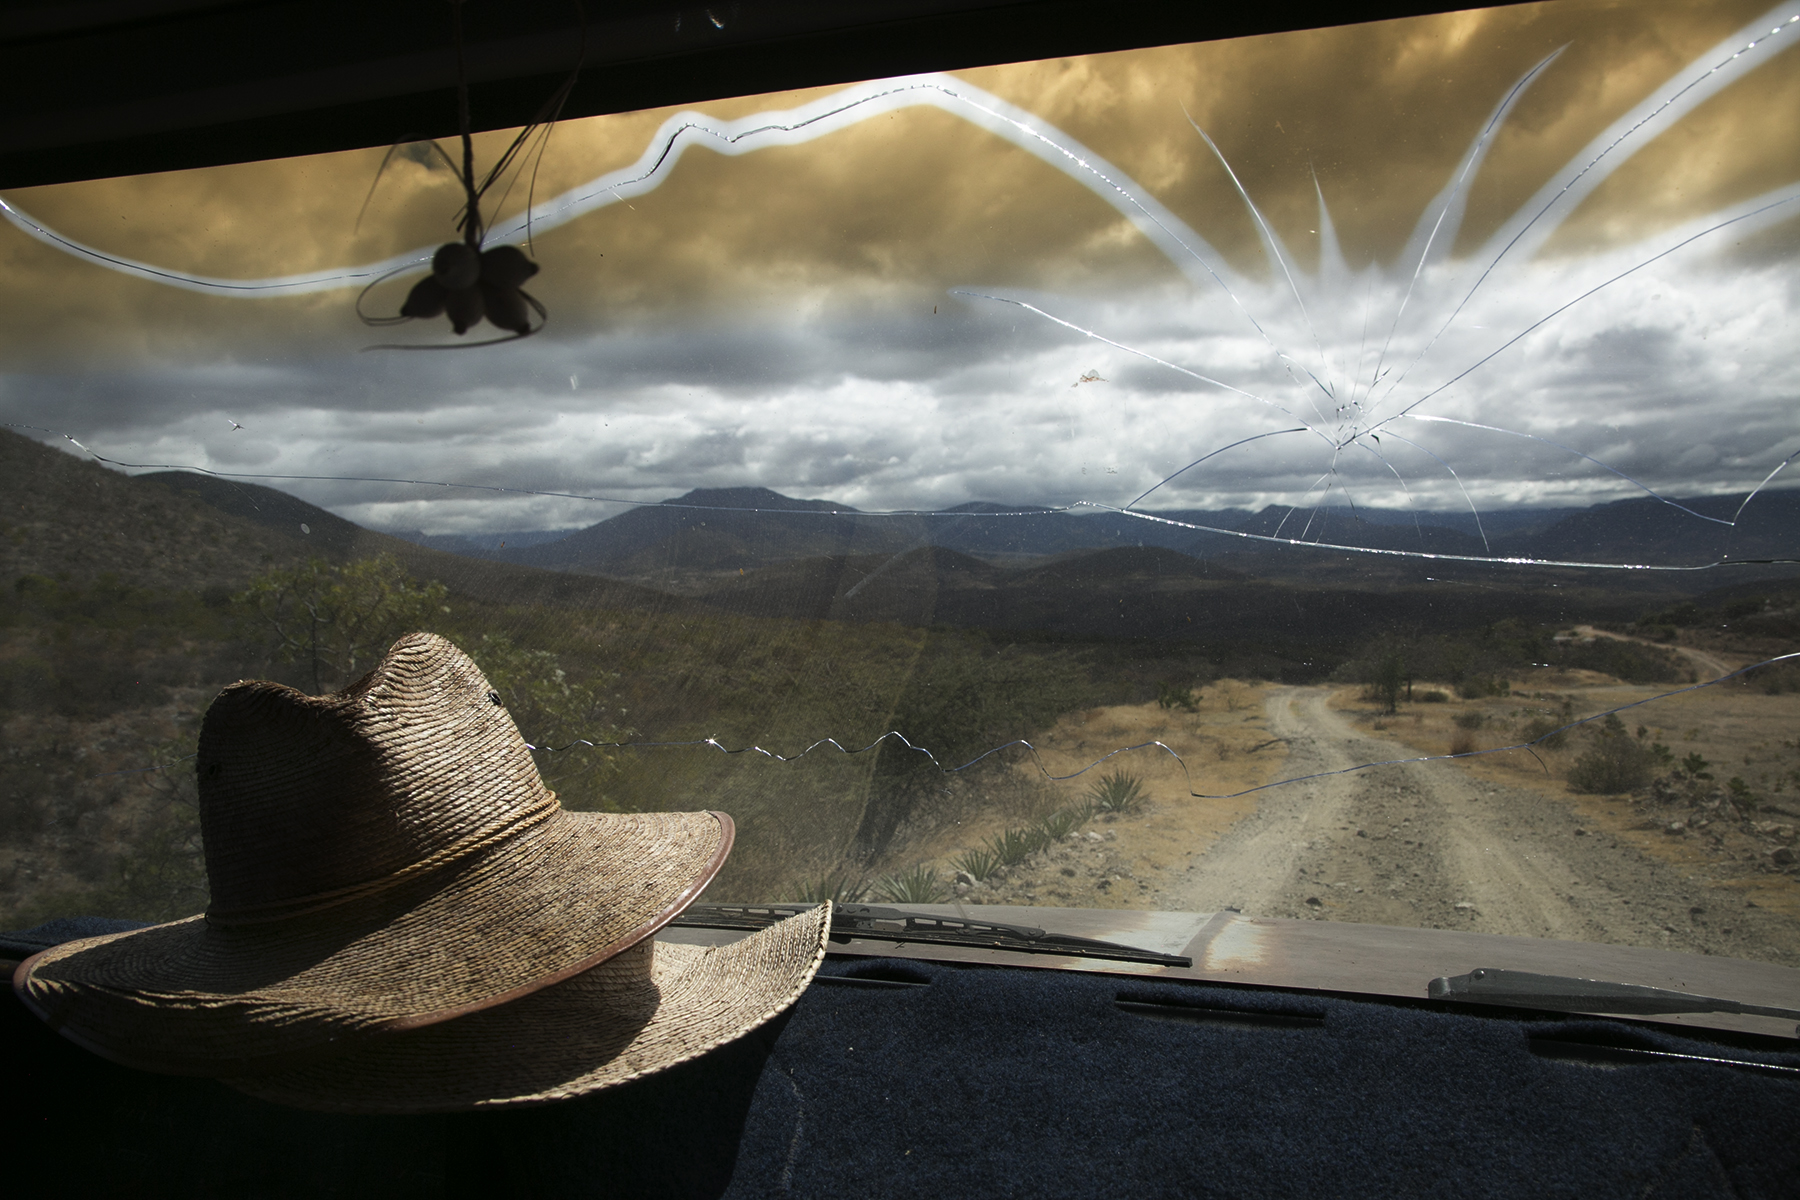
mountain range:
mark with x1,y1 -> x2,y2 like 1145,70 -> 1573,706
8,424 -> 1794,650
386,484 -> 1800,581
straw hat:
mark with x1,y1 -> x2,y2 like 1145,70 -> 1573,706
224,902 -> 831,1112
13,632 -> 822,1089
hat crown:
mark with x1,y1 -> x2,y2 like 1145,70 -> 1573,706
197,633 -> 555,914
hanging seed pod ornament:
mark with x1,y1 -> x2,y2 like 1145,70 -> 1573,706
400,243 -> 542,336
358,0 -> 580,347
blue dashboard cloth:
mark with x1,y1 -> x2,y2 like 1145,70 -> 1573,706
5,937 -> 1797,1198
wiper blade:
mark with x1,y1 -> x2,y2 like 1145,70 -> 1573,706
1430,968 -> 1800,1026
670,903 -> 1192,968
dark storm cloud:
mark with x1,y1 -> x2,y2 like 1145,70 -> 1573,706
0,0 -> 1794,534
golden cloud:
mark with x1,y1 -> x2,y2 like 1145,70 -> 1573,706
0,0 -> 1790,366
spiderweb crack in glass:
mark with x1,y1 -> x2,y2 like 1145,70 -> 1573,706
3,10 -> 1794,554
4,2 -> 1799,949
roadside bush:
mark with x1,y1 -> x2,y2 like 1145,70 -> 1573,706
1519,699 -> 1574,750
1726,776 -> 1759,811
1744,659 -> 1800,695
1678,752 -> 1713,781
1452,712 -> 1485,730
1156,681 -> 1200,712
234,554 -> 449,692
1568,715 -> 1658,794
1519,715 -> 1570,750
1448,731 -> 1477,756
1559,638 -> 1688,684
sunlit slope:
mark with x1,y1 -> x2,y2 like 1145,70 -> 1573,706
0,430 -> 693,615
1,430 -> 316,592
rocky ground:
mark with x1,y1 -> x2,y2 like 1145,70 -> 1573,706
974,685 -> 1800,966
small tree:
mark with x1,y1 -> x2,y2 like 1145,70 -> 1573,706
235,554 -> 450,692
1156,680 -> 1200,712
465,633 -> 631,810
1568,714 -> 1657,794
1371,652 -> 1405,715
107,734 -> 210,921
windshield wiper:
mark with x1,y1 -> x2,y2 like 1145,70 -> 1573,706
1430,968 -> 1800,1029
669,903 -> 1193,968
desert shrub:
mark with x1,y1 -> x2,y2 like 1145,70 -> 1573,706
1726,776 -> 1759,811
1519,715 -> 1570,750
0,654 -> 55,710
1640,600 -> 1703,628
1417,690 -> 1449,703
1156,680 -> 1200,711
1679,752 -> 1713,781
234,554 -> 449,692
1086,770 -> 1146,815
851,634 -> 1091,859
1449,731 -> 1477,756
466,633 -> 629,811
1744,658 -> 1800,695
1457,676 -> 1510,700
1559,637 -> 1688,684
1452,711 -> 1485,730
1568,716 -> 1659,794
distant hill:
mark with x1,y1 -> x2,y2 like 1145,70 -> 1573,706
25,417 -> 1790,637
1013,545 -> 1248,586
688,539 -> 1642,643
388,527 -> 583,555
136,470 -> 370,558
0,432 -> 689,615
1219,507 -> 1490,557
455,490 -> 1259,578
0,432 -> 320,593
434,483 -> 1798,583
492,487 -> 918,575
1487,490 -> 1800,567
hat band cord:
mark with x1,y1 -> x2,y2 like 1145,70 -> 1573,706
203,794 -> 561,928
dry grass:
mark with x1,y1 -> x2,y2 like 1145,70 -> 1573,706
882,680 -> 1291,909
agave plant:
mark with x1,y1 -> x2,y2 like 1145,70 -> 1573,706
1037,807 -> 1085,842
874,865 -> 947,904
951,846 -> 1002,881
1086,771 -> 1147,815
986,826 -> 1049,867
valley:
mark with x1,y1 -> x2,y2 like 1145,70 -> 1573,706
2,427 -> 1797,964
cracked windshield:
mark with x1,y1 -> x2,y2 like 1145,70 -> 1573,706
2,0 -> 1798,967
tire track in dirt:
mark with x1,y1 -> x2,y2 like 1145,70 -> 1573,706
1163,686 -> 1800,963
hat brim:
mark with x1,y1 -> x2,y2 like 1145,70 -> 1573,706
220,904 -> 831,1113
14,809 -> 732,1076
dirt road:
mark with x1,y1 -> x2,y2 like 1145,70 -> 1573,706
1160,686 -> 1800,963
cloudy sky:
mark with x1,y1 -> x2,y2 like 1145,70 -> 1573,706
1,0 -> 1796,541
